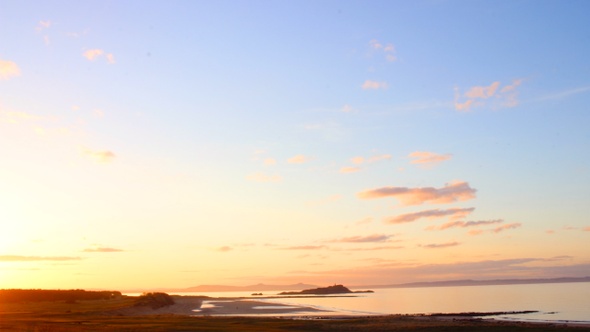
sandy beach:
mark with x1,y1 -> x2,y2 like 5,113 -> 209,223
106,296 -> 590,329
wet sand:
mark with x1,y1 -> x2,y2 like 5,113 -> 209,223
110,296 -> 590,328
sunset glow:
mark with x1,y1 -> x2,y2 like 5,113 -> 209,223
1,1 -> 589,291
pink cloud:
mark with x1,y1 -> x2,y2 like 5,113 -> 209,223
421,241 -> 460,249
409,151 -> 452,167
106,53 -> 116,64
0,59 -> 20,80
427,219 -> 504,231
583,227 -> 590,232
358,181 -> 476,206
464,81 -> 500,99
385,207 -> 475,224
362,80 -> 388,90
83,49 -> 104,61
280,245 -> 326,250
369,39 -> 397,62
492,223 -> 522,233
455,79 -> 524,111
287,154 -> 309,164
454,99 -> 475,112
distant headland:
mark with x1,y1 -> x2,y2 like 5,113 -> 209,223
278,284 -> 373,295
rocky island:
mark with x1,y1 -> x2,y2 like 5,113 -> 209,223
278,284 -> 373,295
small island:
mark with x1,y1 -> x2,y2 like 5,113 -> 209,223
278,284 -> 373,295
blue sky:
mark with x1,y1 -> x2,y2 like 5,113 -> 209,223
1,0 -> 589,289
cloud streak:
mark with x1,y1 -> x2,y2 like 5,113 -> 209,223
409,151 -> 452,167
455,79 -> 523,111
328,234 -> 391,243
421,241 -> 460,249
385,207 -> 475,224
426,219 -> 503,230
82,247 -> 124,253
358,181 -> 476,206
0,255 -> 81,262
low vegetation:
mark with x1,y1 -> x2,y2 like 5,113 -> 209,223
134,292 -> 175,309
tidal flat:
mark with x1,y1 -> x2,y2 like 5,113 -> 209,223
2,295 -> 590,331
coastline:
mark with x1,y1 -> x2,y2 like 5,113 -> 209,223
109,296 -> 590,328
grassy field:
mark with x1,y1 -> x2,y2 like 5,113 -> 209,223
1,296 -> 589,331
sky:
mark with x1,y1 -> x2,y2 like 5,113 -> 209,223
1,0 -> 590,290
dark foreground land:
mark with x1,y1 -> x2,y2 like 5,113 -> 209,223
1,291 -> 589,332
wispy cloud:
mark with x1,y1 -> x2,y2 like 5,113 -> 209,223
358,181 -> 476,206
83,49 -> 116,64
287,154 -> 310,164
280,245 -> 326,250
341,154 -> 391,174
0,59 -> 20,80
467,222 -> 522,236
246,172 -> 282,183
217,246 -> 233,252
369,39 -> 397,62
492,222 -> 522,233
82,148 -> 116,163
426,219 -> 503,230
420,241 -> 460,249
385,207 -> 475,224
535,86 -> 590,102
455,79 -> 523,111
328,234 -> 391,243
465,82 -> 500,99
409,151 -> 452,168
83,49 -> 104,61
0,255 -> 81,262
36,20 -> 51,31
82,247 -> 124,253
340,166 -> 361,174
362,80 -> 388,90
584,227 -> 590,232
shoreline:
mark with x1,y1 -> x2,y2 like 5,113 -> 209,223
110,296 -> 590,327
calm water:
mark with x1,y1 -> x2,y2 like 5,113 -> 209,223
165,282 -> 590,323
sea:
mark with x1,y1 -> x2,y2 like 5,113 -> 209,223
130,282 -> 590,324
